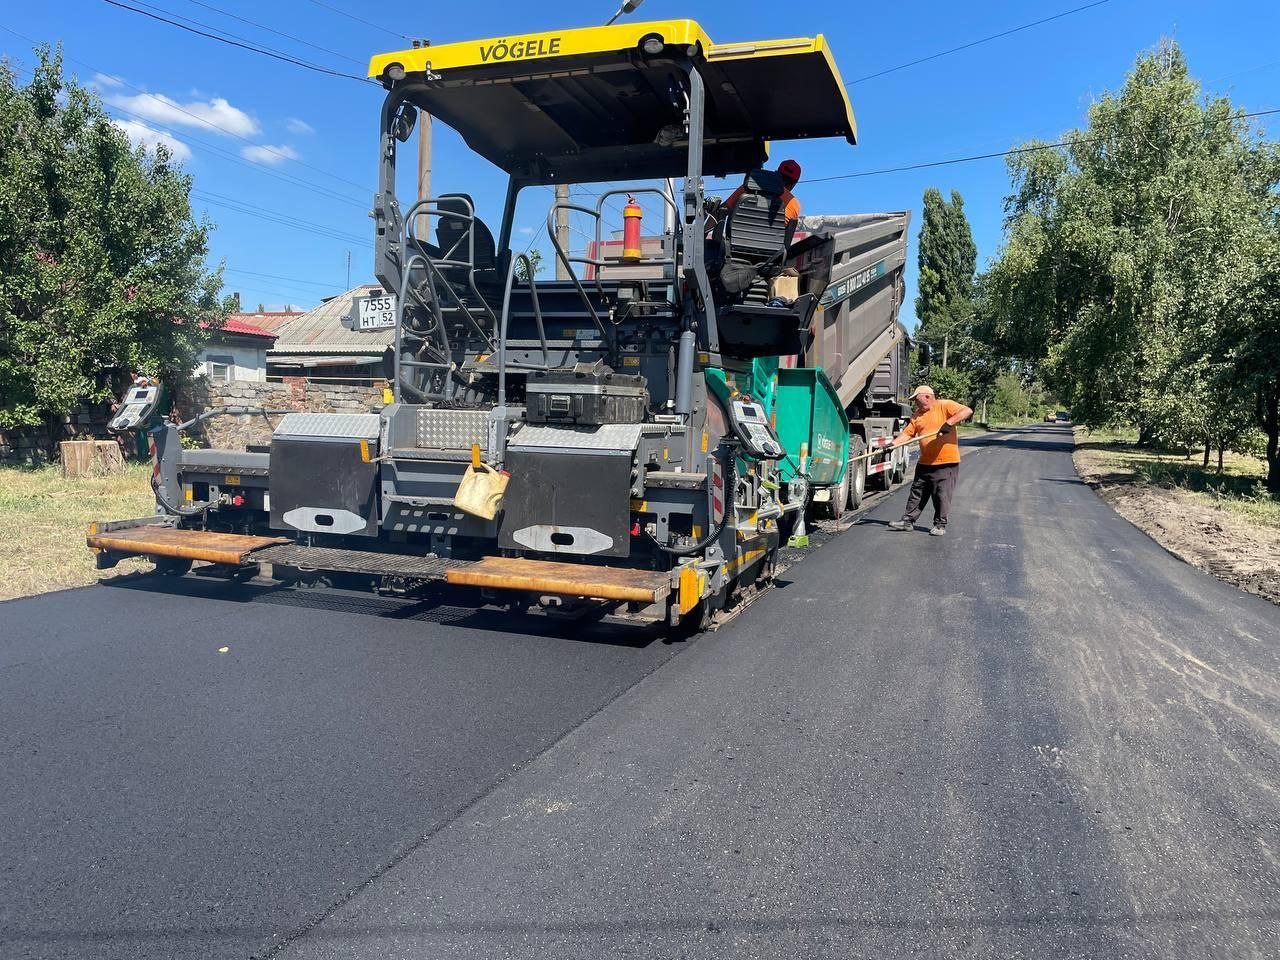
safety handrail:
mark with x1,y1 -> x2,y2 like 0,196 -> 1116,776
545,200 -> 609,336
179,406 -> 291,431
395,253 -> 453,402
496,251 -> 552,412
394,198 -> 508,402
402,196 -> 501,341
594,187 -> 681,282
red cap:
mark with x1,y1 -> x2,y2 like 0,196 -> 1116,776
778,159 -> 802,182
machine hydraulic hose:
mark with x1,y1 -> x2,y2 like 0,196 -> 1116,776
151,472 -> 210,518
649,443 -> 737,557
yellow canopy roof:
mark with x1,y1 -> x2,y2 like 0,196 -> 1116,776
368,20 -> 857,184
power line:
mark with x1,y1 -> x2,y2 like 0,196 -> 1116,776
223,282 -> 315,307
4,48 -> 373,285
2,51 -> 371,208
224,267 -> 345,291
195,191 -> 367,245
304,0 -> 410,42
804,107 -> 1280,183
180,0 -> 364,65
192,189 -> 368,245
108,102 -> 368,208
0,24 -> 376,194
850,0 -> 1113,84
98,0 -> 373,84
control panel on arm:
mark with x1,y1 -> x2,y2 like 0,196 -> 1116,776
727,397 -> 784,460
108,382 -> 164,433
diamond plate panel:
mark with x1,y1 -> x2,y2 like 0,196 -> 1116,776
509,422 -> 645,453
415,409 -> 490,452
273,412 -> 381,440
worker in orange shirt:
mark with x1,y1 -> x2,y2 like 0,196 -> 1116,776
722,158 -> 803,232
886,385 -> 973,536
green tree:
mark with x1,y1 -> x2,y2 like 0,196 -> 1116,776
0,48 -> 223,431
513,248 -> 544,282
984,39 -> 1280,488
918,366 -> 974,410
915,187 -> 977,368
1231,226 -> 1280,488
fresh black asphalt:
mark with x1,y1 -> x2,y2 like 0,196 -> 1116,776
0,579 -> 681,958
3,423 -> 1278,958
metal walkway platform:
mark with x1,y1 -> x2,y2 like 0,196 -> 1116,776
446,556 -> 670,603
252,544 -> 467,580
87,524 -> 287,566
87,520 -> 671,602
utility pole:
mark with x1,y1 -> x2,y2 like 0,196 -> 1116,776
413,40 -> 432,240
554,183 -> 571,280
346,250 -> 351,289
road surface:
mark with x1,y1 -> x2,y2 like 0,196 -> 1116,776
2,423 -> 1277,959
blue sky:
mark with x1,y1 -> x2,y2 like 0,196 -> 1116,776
4,0 -> 1278,325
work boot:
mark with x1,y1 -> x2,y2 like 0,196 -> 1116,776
929,525 -> 946,537
887,519 -> 913,531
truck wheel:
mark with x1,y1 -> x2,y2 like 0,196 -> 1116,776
847,436 -> 867,509
869,443 -> 893,492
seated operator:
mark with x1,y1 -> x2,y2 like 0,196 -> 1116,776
720,158 -> 803,232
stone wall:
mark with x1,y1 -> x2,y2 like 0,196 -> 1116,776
189,376 -> 388,450
0,403 -> 113,467
0,377 -> 386,465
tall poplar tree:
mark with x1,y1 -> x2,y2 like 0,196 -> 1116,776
915,188 -> 977,369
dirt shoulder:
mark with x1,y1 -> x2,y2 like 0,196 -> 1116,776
1073,430 -> 1280,605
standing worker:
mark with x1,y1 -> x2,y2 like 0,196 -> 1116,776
886,385 -> 973,536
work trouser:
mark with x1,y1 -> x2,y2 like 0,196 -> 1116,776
903,462 -> 959,527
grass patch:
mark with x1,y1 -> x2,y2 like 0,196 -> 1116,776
0,463 -> 156,601
1074,426 -> 1280,528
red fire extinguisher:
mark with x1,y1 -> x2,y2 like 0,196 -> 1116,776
622,195 -> 642,262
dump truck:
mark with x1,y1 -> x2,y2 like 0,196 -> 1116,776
89,19 -> 915,630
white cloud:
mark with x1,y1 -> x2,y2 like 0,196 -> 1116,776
111,119 -> 192,162
92,73 -> 125,89
517,226 -> 536,235
285,117 -> 315,135
104,92 -> 259,137
240,143 -> 299,165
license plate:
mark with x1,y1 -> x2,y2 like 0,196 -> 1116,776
356,294 -> 397,330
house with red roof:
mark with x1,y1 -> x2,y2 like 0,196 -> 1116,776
195,311 -> 301,383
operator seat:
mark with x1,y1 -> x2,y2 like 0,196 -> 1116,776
709,170 -> 818,359
713,170 -> 794,299
434,193 -> 506,302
